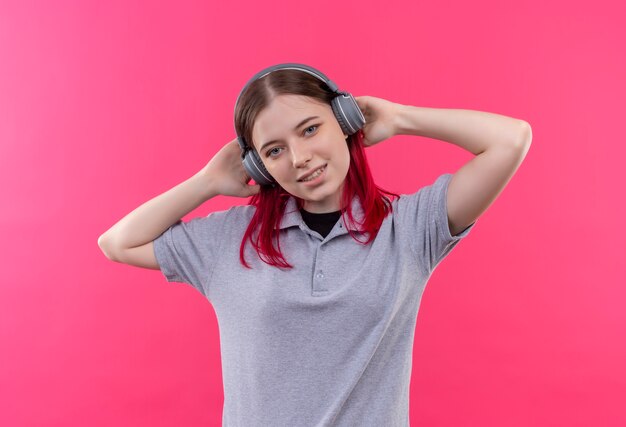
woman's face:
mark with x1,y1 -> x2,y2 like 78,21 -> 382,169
251,94 -> 350,213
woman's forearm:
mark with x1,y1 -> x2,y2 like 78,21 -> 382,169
97,170 -> 217,253
393,105 -> 530,154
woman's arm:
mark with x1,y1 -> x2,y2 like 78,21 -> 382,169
98,138 -> 260,262
97,170 -> 217,259
393,105 -> 530,154
394,105 -> 532,236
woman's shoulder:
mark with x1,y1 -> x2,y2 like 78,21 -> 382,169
207,203 -> 256,224
393,174 -> 453,201
389,173 -> 454,216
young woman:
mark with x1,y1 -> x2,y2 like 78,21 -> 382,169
98,63 -> 531,426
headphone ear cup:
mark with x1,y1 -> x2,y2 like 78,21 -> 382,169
331,92 -> 365,136
243,148 -> 275,186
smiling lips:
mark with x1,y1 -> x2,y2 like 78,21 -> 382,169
298,164 -> 327,182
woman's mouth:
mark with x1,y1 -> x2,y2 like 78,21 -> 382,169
298,164 -> 327,184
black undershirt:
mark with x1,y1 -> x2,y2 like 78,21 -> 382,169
299,208 -> 342,238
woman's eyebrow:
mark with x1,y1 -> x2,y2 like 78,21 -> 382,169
259,116 -> 320,152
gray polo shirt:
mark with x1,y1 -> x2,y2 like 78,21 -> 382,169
153,172 -> 476,426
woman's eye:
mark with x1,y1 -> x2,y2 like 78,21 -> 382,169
267,147 -> 281,157
304,125 -> 319,136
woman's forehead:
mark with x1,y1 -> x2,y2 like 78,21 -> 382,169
252,95 -> 331,142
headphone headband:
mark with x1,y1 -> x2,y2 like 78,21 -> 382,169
234,63 -> 340,118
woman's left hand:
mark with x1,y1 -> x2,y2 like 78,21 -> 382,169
354,96 -> 403,147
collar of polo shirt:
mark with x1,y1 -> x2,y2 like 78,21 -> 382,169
279,194 -> 365,231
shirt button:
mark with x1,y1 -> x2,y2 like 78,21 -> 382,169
316,271 -> 324,279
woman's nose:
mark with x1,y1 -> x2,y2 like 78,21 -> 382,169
291,143 -> 312,168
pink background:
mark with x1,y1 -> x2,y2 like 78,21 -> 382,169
1,0 -> 624,426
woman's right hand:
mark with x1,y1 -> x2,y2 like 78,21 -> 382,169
198,138 -> 262,198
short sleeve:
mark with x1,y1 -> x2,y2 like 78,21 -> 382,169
153,213 -> 225,297
397,173 -> 477,274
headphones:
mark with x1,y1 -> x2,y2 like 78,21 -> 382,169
233,63 -> 366,187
